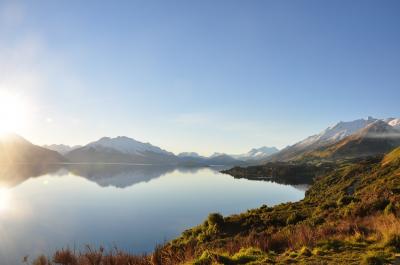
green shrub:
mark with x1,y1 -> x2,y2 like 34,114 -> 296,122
320,202 -> 336,210
299,246 -> 312,257
310,216 -> 325,226
317,239 -> 344,251
207,213 -> 224,227
193,251 -> 213,265
311,247 -> 326,256
182,229 -> 192,238
370,199 -> 390,212
336,195 -> 355,206
353,204 -> 369,217
361,251 -> 387,265
197,233 -> 211,243
231,247 -> 266,263
384,202 -> 395,215
384,234 -> 400,251
286,212 -> 303,225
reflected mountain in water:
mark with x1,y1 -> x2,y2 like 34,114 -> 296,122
0,163 -> 313,190
0,164 -> 209,189
65,164 -> 178,188
0,164 -> 62,187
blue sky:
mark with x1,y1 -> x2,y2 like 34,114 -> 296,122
1,0 -> 399,155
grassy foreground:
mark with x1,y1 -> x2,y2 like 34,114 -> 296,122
31,147 -> 400,265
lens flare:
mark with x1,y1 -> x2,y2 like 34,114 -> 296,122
0,91 -> 28,134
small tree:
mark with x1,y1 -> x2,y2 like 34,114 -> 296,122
207,213 -> 224,227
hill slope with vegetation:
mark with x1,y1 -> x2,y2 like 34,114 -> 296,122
156,148 -> 400,264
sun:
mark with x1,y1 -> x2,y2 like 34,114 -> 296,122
0,91 -> 28,134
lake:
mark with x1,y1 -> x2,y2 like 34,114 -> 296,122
0,164 -> 306,264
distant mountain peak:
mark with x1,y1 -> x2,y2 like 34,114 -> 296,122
210,152 -> 225,158
230,146 -> 279,161
43,144 -> 82,155
296,117 -> 378,148
85,136 -> 172,156
65,136 -> 178,164
385,118 -> 400,129
178,152 -> 202,158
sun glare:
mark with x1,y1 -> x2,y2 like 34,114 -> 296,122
0,188 -> 11,212
0,92 -> 28,134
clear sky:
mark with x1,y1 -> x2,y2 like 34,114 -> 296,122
0,0 -> 399,155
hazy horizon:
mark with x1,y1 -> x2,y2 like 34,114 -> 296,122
1,0 -> 399,156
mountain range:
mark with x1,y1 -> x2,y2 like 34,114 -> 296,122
0,134 -> 275,166
0,116 -> 399,166
267,117 -> 400,162
49,138 -> 278,166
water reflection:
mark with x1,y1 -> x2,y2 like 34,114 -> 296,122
0,164 -> 312,189
65,164 -> 177,188
0,164 -> 308,264
0,164 -> 62,187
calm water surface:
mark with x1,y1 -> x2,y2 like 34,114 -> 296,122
0,165 -> 306,264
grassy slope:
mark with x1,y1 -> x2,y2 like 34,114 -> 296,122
157,150 -> 400,264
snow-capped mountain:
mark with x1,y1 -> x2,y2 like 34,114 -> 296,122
43,144 -> 81,155
268,117 -> 400,161
178,152 -> 204,158
177,152 -> 246,166
65,136 -> 178,164
305,120 -> 400,159
86,136 -> 173,156
385,118 -> 400,129
232,146 -> 279,161
201,147 -> 278,164
295,117 -> 378,149
210,152 -> 225,158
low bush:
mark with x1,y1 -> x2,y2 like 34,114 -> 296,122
317,239 -> 344,252
299,246 -> 312,257
192,251 -> 213,265
361,251 -> 387,265
32,255 -> 50,265
384,202 -> 395,215
384,233 -> 400,251
286,212 -> 303,225
337,195 -> 355,206
207,213 -> 224,227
